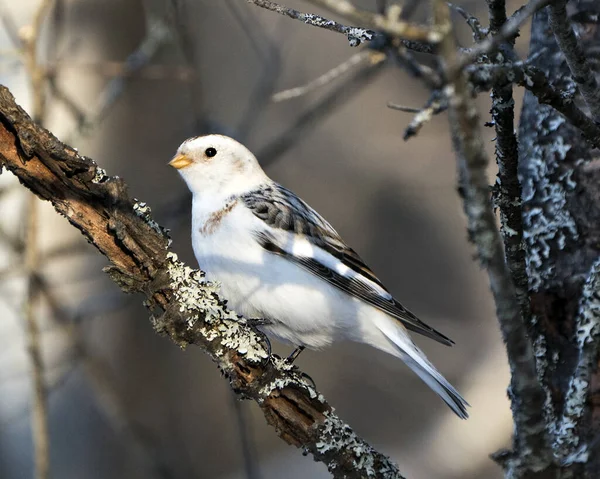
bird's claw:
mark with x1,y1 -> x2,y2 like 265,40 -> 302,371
285,346 -> 305,364
245,317 -> 272,327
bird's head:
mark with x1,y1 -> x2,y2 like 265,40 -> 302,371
169,134 -> 268,198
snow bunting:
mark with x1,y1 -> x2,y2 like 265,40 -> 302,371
169,134 -> 468,418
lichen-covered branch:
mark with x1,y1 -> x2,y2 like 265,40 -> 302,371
554,258 -> 600,465
305,0 -> 447,43
0,86 -> 404,479
433,1 -> 552,475
246,0 -> 374,46
467,61 -> 600,149
485,0 -> 531,330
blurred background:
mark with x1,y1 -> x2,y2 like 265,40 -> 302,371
0,1 -> 527,478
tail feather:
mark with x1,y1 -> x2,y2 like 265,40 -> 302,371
371,313 -> 469,419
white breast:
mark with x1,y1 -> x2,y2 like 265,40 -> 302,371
190,198 -> 362,348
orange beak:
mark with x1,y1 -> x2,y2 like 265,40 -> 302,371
169,154 -> 193,169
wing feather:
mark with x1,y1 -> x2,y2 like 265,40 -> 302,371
242,184 -> 454,347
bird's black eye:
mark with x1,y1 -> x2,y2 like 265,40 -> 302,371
205,147 -> 217,158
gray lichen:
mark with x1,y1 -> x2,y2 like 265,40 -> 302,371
164,252 -> 268,363
519,105 -> 580,291
553,258 -> 600,462
133,200 -> 166,237
316,413 -> 401,478
92,166 -> 108,184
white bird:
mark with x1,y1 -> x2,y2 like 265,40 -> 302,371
169,134 -> 469,419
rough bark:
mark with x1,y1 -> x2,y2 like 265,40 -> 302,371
518,5 -> 600,477
0,85 -> 403,479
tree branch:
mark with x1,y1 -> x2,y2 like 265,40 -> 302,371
304,0 -> 446,42
548,0 -> 600,123
485,0 -> 532,333
518,7 -> 600,474
467,62 -> 600,149
246,0 -> 437,51
0,85 -> 404,479
433,1 -> 552,475
246,0 -> 374,46
456,0 -> 551,72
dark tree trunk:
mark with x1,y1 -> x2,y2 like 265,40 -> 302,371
517,4 -> 600,477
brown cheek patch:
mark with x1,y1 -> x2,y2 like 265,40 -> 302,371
232,159 -> 245,173
200,200 -> 238,235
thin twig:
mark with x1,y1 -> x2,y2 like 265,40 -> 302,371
433,0 -> 552,474
548,0 -> 600,123
456,0 -> 551,73
305,0 -> 447,42
391,46 -> 442,89
259,54 -> 386,165
246,0 -> 374,46
388,93 -> 447,140
448,2 -> 488,42
272,49 -> 372,102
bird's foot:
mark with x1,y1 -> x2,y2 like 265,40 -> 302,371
285,346 -> 305,364
245,317 -> 272,327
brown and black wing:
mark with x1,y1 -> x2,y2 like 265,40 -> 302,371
242,184 -> 454,346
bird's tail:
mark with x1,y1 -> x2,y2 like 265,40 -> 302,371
370,313 -> 469,419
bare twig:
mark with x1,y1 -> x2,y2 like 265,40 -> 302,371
548,0 -> 600,123
392,47 -> 442,89
0,85 -> 405,479
433,0 -> 552,475
448,2 -> 488,42
456,0 -> 551,73
272,49 -> 372,101
259,55 -> 386,165
388,93 -> 447,140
